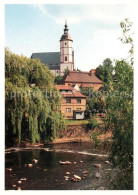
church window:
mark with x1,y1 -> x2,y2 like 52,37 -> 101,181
65,56 -> 67,61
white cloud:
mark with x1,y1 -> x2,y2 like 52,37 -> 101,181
32,5 -> 82,24
75,28 -> 131,71
33,4 -> 47,15
32,4 -> 134,25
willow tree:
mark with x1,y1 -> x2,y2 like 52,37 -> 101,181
5,49 -> 66,146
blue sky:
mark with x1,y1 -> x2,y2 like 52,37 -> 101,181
5,4 -> 134,71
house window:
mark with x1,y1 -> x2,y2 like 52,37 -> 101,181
57,71 -> 58,73
65,56 -> 67,61
66,108 -> 71,113
77,108 -> 81,110
66,99 -> 71,103
77,99 -> 81,103
65,42 -> 67,45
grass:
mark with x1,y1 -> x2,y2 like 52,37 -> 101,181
66,119 -> 89,125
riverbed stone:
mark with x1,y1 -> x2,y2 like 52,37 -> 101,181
74,175 -> 81,181
83,171 -> 88,174
21,178 -> 27,181
32,159 -> 38,164
28,164 -> 33,168
105,161 -> 110,164
94,164 -> 101,168
66,172 -> 70,175
83,174 -> 88,177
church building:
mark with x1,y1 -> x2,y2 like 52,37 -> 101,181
31,21 -> 74,76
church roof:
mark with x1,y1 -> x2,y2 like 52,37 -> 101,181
61,71 -> 103,84
31,52 -> 60,70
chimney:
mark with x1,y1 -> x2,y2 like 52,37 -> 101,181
90,69 -> 96,76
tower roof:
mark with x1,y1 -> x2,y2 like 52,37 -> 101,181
60,20 -> 73,42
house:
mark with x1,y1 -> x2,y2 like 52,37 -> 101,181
31,20 -> 74,76
60,69 -> 103,90
56,85 -> 86,119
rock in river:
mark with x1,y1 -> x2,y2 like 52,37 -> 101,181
28,164 -> 33,168
94,164 -> 101,168
32,159 -> 38,164
83,171 -> 88,174
95,172 -> 100,178
73,175 -> 81,182
66,172 -> 70,175
21,177 -> 27,181
59,161 -> 71,165
105,161 -> 110,164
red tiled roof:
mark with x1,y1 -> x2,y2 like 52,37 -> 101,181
62,89 -> 86,98
56,85 -> 73,90
56,85 -> 86,98
62,71 -> 103,84
81,83 -> 93,87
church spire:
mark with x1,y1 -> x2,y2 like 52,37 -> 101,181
64,19 -> 68,34
60,19 -> 72,41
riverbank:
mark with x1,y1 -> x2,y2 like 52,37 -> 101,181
5,122 -> 112,148
55,124 -> 111,144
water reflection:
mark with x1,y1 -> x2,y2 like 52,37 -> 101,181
5,142 -> 113,190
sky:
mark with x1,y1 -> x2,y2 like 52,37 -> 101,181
5,4 -> 134,71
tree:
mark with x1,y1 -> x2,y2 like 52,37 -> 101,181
80,87 -> 105,118
95,58 -> 113,83
54,76 -> 63,84
63,67 -> 69,75
105,19 -> 133,189
5,48 -> 66,146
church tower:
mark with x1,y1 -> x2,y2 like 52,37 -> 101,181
60,20 -> 74,75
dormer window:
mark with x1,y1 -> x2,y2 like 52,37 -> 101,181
65,56 -> 67,61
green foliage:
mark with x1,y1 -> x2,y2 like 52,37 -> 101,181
87,115 -> 99,130
80,87 -> 105,117
5,48 -> 66,146
108,169 -> 133,190
90,132 -> 101,148
54,76 -> 63,84
120,18 -> 134,65
104,19 -> 133,189
74,67 -> 81,71
63,67 -> 69,75
95,58 -> 113,84
106,60 -> 133,169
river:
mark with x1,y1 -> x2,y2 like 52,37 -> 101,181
5,142 -> 116,190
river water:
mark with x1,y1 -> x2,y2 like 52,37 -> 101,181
5,142 -> 115,190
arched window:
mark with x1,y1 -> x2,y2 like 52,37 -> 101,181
65,56 -> 67,61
